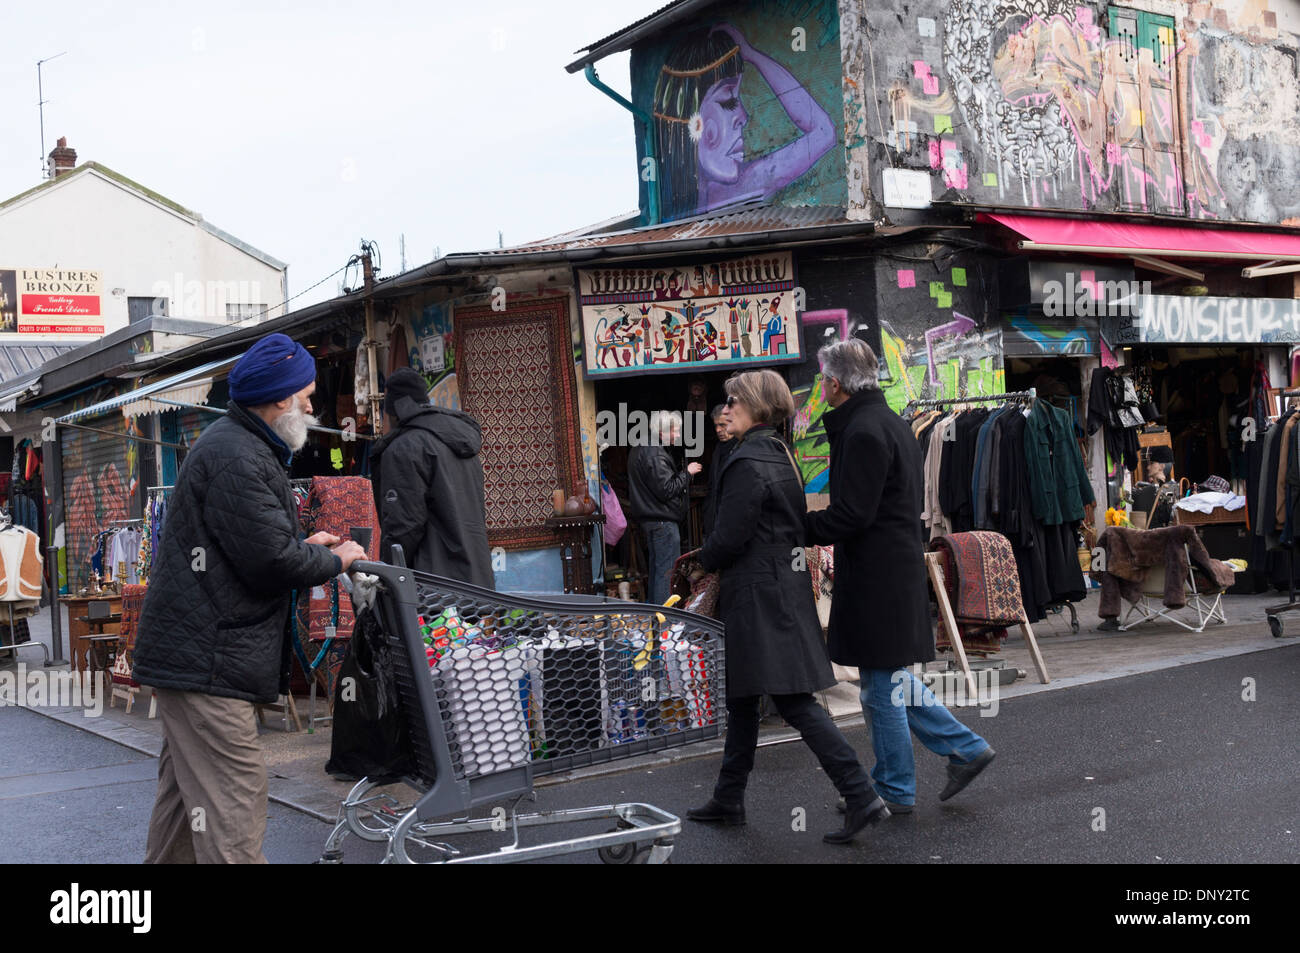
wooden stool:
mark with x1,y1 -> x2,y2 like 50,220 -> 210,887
256,694 -> 301,732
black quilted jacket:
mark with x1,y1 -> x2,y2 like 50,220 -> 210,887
133,401 -> 342,703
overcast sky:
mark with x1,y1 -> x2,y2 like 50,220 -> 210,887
2,0 -> 653,307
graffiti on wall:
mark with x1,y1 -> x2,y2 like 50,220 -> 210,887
1002,312 -> 1097,354
62,418 -> 139,593
790,309 -> 851,491
871,1 -> 1300,223
634,0 -> 845,222
880,320 -> 1004,411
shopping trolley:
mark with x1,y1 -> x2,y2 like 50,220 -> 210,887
318,554 -> 726,864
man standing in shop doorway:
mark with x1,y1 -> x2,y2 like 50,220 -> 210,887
806,339 -> 995,814
702,403 -> 737,538
134,332 -> 367,864
370,367 -> 494,588
628,410 -> 701,604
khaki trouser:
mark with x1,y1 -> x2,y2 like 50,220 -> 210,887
144,688 -> 269,864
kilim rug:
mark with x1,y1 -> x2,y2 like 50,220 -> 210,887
929,531 -> 1025,655
454,296 -> 584,550
298,476 -> 381,642
112,583 -> 149,689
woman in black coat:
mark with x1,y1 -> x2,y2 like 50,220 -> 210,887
687,370 -> 890,844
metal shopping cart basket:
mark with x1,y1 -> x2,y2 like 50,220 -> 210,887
318,555 -> 726,864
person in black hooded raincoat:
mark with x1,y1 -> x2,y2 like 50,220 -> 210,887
686,369 -> 890,844
369,367 -> 494,588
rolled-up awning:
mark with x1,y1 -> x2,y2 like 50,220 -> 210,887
981,213 -> 1300,261
57,355 -> 238,423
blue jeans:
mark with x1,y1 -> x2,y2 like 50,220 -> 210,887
859,668 -> 989,805
641,520 -> 680,605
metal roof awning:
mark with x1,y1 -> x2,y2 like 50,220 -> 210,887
981,213 -> 1300,270
56,355 -> 238,424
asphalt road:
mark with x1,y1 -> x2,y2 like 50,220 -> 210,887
1,645 -> 1296,864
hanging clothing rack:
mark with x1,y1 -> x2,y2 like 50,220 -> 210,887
904,388 -> 1036,412
1265,390 -> 1300,636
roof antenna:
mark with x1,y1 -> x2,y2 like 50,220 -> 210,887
37,52 -> 67,178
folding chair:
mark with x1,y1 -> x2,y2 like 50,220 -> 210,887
1117,544 -> 1231,632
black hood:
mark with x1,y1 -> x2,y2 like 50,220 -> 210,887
388,395 -> 482,458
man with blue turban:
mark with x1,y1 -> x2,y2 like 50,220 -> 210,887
135,332 -> 366,863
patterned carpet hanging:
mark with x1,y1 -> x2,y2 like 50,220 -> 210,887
454,296 -> 583,550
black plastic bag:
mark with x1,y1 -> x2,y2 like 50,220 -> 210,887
324,604 -> 415,784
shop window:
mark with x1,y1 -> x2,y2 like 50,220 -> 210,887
225,303 -> 265,323
1106,6 -> 1183,216
128,296 -> 167,324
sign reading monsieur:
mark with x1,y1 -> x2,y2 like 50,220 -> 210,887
1138,294 -> 1300,344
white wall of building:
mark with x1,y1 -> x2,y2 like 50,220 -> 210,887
0,166 -> 286,344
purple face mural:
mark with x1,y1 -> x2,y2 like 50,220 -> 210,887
653,23 -> 836,218
697,75 -> 746,184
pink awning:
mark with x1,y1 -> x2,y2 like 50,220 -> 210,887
981,213 -> 1300,261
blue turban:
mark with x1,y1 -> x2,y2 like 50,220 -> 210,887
228,333 -> 316,406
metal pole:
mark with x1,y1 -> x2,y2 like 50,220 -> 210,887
46,545 -> 63,665
36,52 -> 66,179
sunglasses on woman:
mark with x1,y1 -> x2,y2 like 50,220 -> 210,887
725,395 -> 738,407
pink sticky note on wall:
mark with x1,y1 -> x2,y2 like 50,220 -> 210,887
923,74 -> 939,95
913,60 -> 930,78
929,140 -> 943,168
898,270 -> 916,289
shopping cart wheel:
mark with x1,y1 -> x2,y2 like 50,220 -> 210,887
1268,614 -> 1284,639
598,819 -> 653,864
344,780 -> 403,843
598,841 -> 654,864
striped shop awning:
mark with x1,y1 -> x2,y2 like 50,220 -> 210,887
56,355 -> 239,423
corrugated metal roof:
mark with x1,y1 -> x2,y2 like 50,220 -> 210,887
483,204 -> 856,256
574,0 -> 694,53
0,344 -> 79,384
567,0 -> 728,70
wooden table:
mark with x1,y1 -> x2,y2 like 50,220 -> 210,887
544,514 -> 606,595
60,595 -> 123,673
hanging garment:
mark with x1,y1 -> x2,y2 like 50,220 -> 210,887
1024,400 -> 1094,527
354,343 -> 371,417
1093,525 -> 1236,617
11,493 -> 39,534
0,525 -> 43,603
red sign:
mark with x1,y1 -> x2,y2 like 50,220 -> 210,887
21,293 -> 101,316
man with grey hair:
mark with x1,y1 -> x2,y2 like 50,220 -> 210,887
627,410 -> 701,603
806,338 -> 995,814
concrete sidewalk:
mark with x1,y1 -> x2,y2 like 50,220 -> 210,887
5,587 -> 1297,822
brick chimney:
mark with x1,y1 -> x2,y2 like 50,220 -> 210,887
48,137 -> 77,177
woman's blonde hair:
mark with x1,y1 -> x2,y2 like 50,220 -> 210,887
725,369 -> 796,425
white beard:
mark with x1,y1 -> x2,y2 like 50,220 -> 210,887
271,406 -> 318,452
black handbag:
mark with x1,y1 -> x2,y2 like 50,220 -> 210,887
324,605 -> 416,784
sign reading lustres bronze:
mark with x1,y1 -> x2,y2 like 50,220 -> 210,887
0,267 -> 104,335
577,252 -> 801,378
